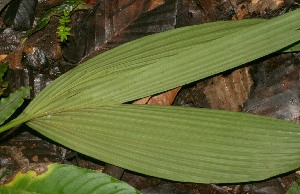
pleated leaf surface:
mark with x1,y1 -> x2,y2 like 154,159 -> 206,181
27,105 -> 300,183
20,10 -> 300,118
1,10 -> 300,183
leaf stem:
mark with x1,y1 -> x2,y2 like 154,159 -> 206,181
0,116 -> 31,133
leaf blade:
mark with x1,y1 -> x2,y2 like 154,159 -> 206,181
0,62 -> 8,96
0,86 -> 30,125
0,163 -> 140,194
27,105 -> 300,183
23,10 -> 300,117
23,19 -> 266,115
2,10 -> 300,184
0,62 -> 8,81
286,178 -> 300,194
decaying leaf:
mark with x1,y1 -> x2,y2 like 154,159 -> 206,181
204,67 -> 253,111
133,87 -> 181,105
249,0 -> 284,13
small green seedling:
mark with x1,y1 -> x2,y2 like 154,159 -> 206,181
57,10 -> 71,42
22,0 -> 89,44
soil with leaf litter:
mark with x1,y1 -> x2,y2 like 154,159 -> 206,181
0,0 -> 300,193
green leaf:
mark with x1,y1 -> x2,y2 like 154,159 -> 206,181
22,18 -> 267,116
27,105 -> 300,183
0,62 -> 8,96
64,10 -> 70,16
0,163 -> 140,194
0,87 -> 30,126
286,178 -> 300,194
24,10 -> 53,40
20,10 -> 300,118
1,10 -> 300,183
57,26 -> 71,32
0,62 -> 8,81
59,17 -> 71,24
283,41 -> 300,52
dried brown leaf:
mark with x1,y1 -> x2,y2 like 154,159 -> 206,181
147,87 -> 181,105
0,54 -> 7,62
204,67 -> 253,111
133,96 -> 151,104
133,87 -> 181,105
146,0 -> 166,12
